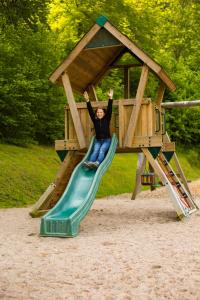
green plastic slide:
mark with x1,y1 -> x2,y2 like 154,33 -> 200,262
40,134 -> 118,237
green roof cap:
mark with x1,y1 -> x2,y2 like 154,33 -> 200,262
96,15 -> 108,27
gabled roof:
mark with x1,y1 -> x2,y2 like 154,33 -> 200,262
49,16 -> 176,92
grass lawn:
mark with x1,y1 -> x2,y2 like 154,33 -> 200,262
0,143 -> 199,208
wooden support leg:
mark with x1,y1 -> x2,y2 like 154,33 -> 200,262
87,85 -> 98,102
164,133 -> 191,195
149,163 -> 156,191
131,153 -> 146,200
30,151 -> 82,217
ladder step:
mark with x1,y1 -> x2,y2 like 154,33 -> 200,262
168,171 -> 174,176
182,193 -> 188,198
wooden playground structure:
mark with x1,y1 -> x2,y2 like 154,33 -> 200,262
30,16 -> 198,219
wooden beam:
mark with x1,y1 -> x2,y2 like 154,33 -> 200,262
156,81 -> 166,106
124,65 -> 149,147
124,67 -> 130,99
162,100 -> 200,108
64,108 -> 69,140
30,151 -> 82,217
62,72 -> 86,149
65,98 -> 151,109
55,139 -> 80,151
110,63 -> 141,69
87,85 -> 98,102
131,153 -> 146,200
158,69 -> 176,92
49,23 -> 101,83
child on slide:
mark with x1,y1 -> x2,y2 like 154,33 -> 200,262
83,89 -> 114,169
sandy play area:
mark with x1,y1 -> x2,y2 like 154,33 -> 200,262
0,181 -> 200,300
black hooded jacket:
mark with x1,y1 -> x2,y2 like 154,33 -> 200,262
86,99 -> 113,140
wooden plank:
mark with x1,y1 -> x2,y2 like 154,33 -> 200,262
104,22 -> 176,91
79,108 -> 87,138
147,103 -> 153,136
64,107 -> 69,140
82,48 -> 106,65
110,63 -> 141,69
68,112 -> 76,139
131,153 -> 146,200
69,61 -> 95,81
156,81 -> 166,106
49,24 -> 101,83
118,101 -> 125,147
55,139 -> 80,151
65,98 -> 151,109
158,69 -> 176,92
132,136 -> 162,148
124,65 -> 149,147
62,72 -> 86,149
124,67 -> 130,99
74,54 -> 102,74
87,85 -> 98,102
162,142 -> 175,152
141,103 -> 147,136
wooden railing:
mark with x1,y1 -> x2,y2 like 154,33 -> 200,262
55,98 -> 174,152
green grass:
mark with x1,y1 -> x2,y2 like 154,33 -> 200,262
0,144 -> 60,208
0,143 -> 200,208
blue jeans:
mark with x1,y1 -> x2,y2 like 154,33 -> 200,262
89,138 -> 111,164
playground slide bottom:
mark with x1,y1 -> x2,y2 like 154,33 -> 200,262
40,134 -> 118,237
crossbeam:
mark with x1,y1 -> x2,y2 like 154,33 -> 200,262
162,100 -> 200,108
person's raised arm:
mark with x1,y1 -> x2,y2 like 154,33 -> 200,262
106,89 -> 114,120
83,91 -> 95,122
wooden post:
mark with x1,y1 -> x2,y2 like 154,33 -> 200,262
118,100 -> 125,147
64,106 -> 69,140
156,81 -> 166,106
62,72 -> 86,149
124,67 -> 130,99
149,163 -> 156,191
131,153 -> 146,200
124,64 -> 149,147
87,85 -> 98,102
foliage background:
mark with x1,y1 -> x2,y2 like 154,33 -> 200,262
0,0 -> 199,146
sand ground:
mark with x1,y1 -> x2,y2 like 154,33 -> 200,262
0,181 -> 200,300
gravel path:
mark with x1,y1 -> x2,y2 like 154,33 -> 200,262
0,181 -> 200,300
